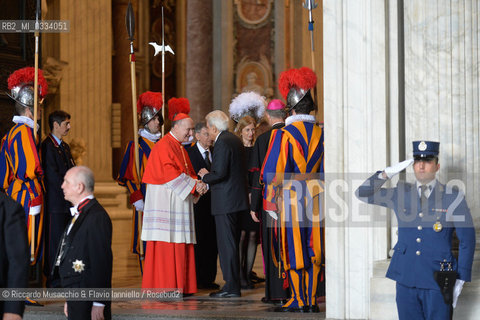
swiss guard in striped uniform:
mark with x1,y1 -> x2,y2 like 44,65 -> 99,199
0,67 -> 47,266
262,67 -> 324,313
116,91 -> 163,273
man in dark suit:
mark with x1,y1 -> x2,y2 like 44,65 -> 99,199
249,99 -> 288,304
0,193 -> 29,320
52,166 -> 112,320
41,110 -> 76,287
186,122 -> 218,290
198,110 -> 248,298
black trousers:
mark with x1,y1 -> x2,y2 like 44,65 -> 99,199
194,204 -> 218,285
44,211 -> 70,287
67,301 -> 111,320
261,210 -> 289,300
214,212 -> 240,294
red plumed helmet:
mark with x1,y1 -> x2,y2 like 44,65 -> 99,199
168,97 -> 190,121
7,67 -> 48,107
137,91 -> 163,126
278,67 -> 317,100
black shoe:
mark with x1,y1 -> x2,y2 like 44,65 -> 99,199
273,306 -> 304,313
198,283 -> 220,290
250,272 -> 265,284
241,282 -> 254,290
209,290 -> 241,298
304,305 -> 320,313
261,297 -> 287,305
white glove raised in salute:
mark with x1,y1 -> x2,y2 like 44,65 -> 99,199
381,159 -> 414,179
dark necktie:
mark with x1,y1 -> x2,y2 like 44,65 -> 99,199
420,185 -> 429,213
204,150 -> 211,170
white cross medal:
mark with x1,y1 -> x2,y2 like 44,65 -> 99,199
72,259 -> 85,273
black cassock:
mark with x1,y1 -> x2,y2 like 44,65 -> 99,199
249,122 -> 289,302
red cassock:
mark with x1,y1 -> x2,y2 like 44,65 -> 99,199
141,132 -> 198,294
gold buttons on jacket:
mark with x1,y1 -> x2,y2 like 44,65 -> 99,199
417,226 -> 423,231
416,238 -> 421,243
416,251 -> 421,256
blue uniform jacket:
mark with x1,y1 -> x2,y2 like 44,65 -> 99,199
356,172 -> 476,290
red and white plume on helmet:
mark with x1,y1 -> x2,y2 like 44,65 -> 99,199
229,91 -> 266,122
137,91 -> 163,126
168,97 -> 190,122
278,67 -> 316,110
7,67 -> 48,107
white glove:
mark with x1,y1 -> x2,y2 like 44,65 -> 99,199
267,210 -> 278,220
29,205 -> 41,216
452,279 -> 465,308
133,199 -> 144,212
383,159 -> 414,179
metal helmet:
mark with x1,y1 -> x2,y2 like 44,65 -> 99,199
7,67 -> 48,108
137,91 -> 163,126
8,83 -> 35,108
279,67 -> 317,112
286,87 -> 309,111
141,105 -> 161,126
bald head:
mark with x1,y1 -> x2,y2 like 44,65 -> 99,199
62,166 -> 95,206
170,117 -> 194,143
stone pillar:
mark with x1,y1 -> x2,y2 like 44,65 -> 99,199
323,0 -> 390,318
59,0 -> 112,181
404,0 -> 480,218
186,0 -> 213,123
112,0 -> 133,178
324,0 -> 480,318
212,0 -> 234,112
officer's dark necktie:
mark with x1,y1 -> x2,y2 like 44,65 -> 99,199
204,150 -> 211,170
420,185 -> 429,213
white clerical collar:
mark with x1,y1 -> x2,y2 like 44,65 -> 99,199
169,131 -> 180,142
12,115 -> 38,131
285,114 -> 316,126
71,195 -> 94,216
272,121 -> 284,127
139,128 -> 161,142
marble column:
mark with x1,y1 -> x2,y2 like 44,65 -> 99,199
212,0 -> 234,112
186,0 -> 213,123
59,0 -> 112,181
404,0 -> 480,220
323,0 -> 391,318
324,0 -> 480,319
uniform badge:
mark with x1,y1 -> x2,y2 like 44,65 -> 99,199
418,141 -> 427,151
433,221 -> 443,232
72,259 -> 85,273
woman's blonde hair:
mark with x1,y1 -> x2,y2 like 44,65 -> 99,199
235,115 -> 256,139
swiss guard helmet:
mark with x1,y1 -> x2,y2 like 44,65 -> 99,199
278,67 -> 317,113
137,91 -> 163,128
7,67 -> 48,109
228,91 -> 266,123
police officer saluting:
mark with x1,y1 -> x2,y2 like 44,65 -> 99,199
356,141 -> 476,320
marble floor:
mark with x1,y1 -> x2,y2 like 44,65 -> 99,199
24,218 -> 326,319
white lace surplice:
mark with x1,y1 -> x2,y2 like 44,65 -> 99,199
141,173 -> 196,244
